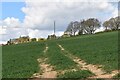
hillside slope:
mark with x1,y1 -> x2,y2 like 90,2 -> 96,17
2,42 -> 45,78
57,31 -> 118,72
2,31 -> 119,78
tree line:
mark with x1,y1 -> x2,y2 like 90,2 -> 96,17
65,16 -> 120,36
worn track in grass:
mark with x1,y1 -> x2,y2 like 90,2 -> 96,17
58,44 -> 119,78
31,44 -> 57,78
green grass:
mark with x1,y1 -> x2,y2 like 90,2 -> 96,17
0,46 -> 2,79
2,42 -> 45,78
2,31 -> 118,78
45,41 -> 77,70
57,70 -> 94,79
57,31 -> 118,72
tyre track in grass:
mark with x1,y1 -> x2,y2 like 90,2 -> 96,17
30,43 -> 81,79
31,44 -> 57,78
57,44 -> 119,78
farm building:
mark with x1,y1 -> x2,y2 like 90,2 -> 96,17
47,34 -> 56,40
30,38 -> 37,42
36,38 -> 46,41
7,36 -> 30,45
62,32 -> 71,38
19,36 -> 30,43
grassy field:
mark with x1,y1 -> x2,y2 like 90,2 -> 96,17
2,31 -> 119,78
45,41 -> 77,70
0,46 -> 2,79
57,31 -> 118,72
57,70 -> 94,78
2,42 -> 45,78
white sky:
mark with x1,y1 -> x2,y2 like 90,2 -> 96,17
0,0 -> 119,44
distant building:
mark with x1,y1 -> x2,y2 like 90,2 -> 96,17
47,34 -> 56,40
30,38 -> 37,42
10,39 -> 19,44
0,44 -> 6,46
7,36 -> 30,45
62,32 -> 71,38
19,36 -> 30,43
37,38 -> 46,41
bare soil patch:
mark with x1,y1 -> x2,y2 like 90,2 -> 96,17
31,61 -> 57,78
31,45 -> 57,78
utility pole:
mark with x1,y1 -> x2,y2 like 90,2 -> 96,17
54,21 -> 55,35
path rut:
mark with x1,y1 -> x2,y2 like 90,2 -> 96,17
31,44 -> 57,78
58,44 -> 119,78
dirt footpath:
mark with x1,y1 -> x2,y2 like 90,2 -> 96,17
58,44 -> 119,78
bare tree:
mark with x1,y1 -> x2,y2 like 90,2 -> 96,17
72,21 -> 79,36
115,16 -> 120,30
78,20 -> 85,35
65,22 -> 73,35
65,21 -> 79,36
111,16 -> 120,30
103,20 -> 110,31
80,18 -> 101,34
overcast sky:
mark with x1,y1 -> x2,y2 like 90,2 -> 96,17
0,0 -> 119,44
